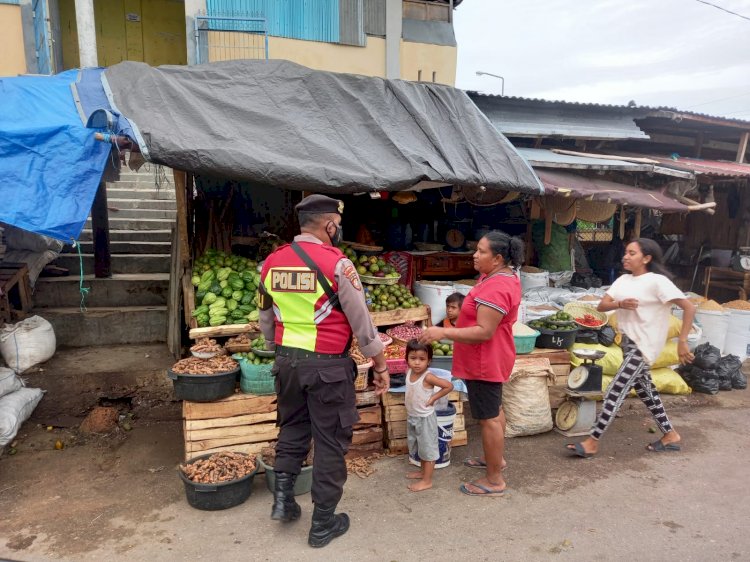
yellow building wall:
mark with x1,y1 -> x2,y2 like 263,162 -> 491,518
58,0 -> 186,70
400,41 -> 456,86
206,34 -> 457,85
0,5 -> 27,76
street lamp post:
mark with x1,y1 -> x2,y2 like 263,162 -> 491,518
475,71 -> 505,96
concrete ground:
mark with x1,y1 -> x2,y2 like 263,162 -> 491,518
0,390 -> 748,562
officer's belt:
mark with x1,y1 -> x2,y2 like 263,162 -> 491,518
275,345 -> 350,360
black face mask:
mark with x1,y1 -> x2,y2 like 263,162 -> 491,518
328,221 -> 343,246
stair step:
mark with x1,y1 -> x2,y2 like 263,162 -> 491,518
77,229 -> 173,243
38,306 -> 167,346
102,208 -> 177,220
83,217 -> 175,231
107,198 -> 176,210
106,180 -> 174,190
63,240 -> 172,254
34,273 -> 170,308
105,187 -> 175,201
53,253 -> 171,274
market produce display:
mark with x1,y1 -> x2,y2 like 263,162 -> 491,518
383,343 -> 405,360
190,338 -> 224,356
224,330 -> 260,348
365,284 -> 421,312
191,249 -> 262,327
339,245 -> 400,280
386,322 -> 423,342
527,312 -> 578,332
575,314 -> 605,328
233,351 -> 274,365
171,355 -> 238,375
431,340 -> 453,356
181,451 -> 256,483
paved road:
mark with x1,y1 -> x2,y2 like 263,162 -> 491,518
1,391 -> 748,561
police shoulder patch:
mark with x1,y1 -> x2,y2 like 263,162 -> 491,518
343,264 -> 362,291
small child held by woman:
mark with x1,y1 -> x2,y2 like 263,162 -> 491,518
404,339 -> 454,492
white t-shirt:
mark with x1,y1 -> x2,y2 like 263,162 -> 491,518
606,272 -> 685,364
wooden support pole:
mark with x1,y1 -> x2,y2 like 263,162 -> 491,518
173,170 -> 191,269
91,180 -> 111,278
737,132 -> 749,164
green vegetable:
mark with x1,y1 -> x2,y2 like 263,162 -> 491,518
197,280 -> 212,293
195,289 -> 207,301
209,297 -> 226,309
221,286 -> 234,298
200,270 -> 216,283
209,315 -> 227,326
208,307 -> 229,318
192,304 -> 209,317
247,309 -> 260,322
217,267 -> 232,281
219,279 -> 228,289
230,309 -> 246,320
191,275 -> 201,287
226,299 -> 239,311
202,292 -> 218,305
209,282 -> 222,295
230,278 -> 244,291
241,293 -> 254,305
238,304 -> 253,314
196,313 -> 209,327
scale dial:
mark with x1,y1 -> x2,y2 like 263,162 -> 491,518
740,256 -> 750,271
555,400 -> 579,431
568,366 -> 590,390
445,229 -> 465,249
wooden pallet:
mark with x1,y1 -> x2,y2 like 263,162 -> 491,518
385,414 -> 465,440
354,404 -> 382,429
370,305 -> 430,327
384,401 -> 463,422
382,390 -> 461,407
387,430 -> 468,455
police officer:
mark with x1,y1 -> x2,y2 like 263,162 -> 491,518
259,194 -> 390,548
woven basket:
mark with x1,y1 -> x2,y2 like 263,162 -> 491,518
577,200 -> 617,223
544,196 -> 577,226
563,302 -> 607,329
355,360 -> 373,391
360,274 -> 401,285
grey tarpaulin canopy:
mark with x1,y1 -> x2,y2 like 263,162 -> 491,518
102,60 -> 542,195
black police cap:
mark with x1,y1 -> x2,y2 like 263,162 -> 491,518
295,194 -> 344,215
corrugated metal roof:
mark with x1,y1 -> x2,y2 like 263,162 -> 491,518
467,92 -> 750,126
469,93 -> 649,140
537,170 -> 688,212
612,153 -> 750,178
517,148 -> 650,171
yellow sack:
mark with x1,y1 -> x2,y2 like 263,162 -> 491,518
608,314 -> 682,341
569,343 -> 623,376
600,368 -> 690,396
652,341 -> 680,369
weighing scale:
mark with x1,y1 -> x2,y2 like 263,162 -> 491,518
731,247 -> 750,272
554,349 -> 605,437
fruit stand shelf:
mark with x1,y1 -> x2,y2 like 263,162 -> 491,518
188,324 -> 261,340
369,305 -> 431,327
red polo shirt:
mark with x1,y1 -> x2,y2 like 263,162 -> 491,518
452,272 -> 521,383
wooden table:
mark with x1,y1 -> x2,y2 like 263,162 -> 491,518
703,266 -> 750,301
0,262 -> 32,323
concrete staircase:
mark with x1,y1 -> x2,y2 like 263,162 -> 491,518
34,166 -> 176,347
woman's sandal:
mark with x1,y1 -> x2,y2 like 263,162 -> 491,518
566,443 -> 595,458
646,440 -> 681,453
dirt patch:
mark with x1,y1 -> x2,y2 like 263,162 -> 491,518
79,407 -> 120,434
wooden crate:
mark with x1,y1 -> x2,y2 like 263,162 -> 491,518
370,305 -> 430,327
354,404 -> 382,429
385,414 -> 465,440
382,390 -> 461,407
346,441 -> 384,460
549,363 -> 571,386
387,430 -> 468,455
355,388 -> 380,407
352,426 -> 383,445
384,401 -> 463,423
183,393 -> 278,460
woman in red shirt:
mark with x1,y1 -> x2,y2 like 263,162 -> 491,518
420,231 -> 523,497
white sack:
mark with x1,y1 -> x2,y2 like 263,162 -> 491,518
0,387 -> 44,447
0,316 -> 56,373
0,367 -> 23,399
504,360 -> 554,438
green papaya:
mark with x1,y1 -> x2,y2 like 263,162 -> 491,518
209,315 -> 227,327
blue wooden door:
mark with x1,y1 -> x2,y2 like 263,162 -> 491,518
33,0 -> 53,74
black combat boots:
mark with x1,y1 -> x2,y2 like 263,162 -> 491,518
308,504 -> 350,548
270,471 -> 301,521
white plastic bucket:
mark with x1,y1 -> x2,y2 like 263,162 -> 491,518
694,310 -> 731,354
409,401 -> 456,469
414,281 -> 457,326
520,270 -> 549,292
723,309 -> 750,360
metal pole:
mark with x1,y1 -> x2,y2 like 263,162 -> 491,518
74,0 -> 98,67
476,71 -> 505,96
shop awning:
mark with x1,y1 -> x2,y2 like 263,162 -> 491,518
102,60 -> 543,195
618,154 -> 750,179
536,170 -> 689,212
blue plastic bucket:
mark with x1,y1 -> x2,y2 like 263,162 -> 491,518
409,401 -> 456,469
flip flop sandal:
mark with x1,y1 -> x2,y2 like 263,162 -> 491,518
566,442 -> 595,458
463,457 -> 508,470
459,481 -> 506,497
647,440 -> 681,452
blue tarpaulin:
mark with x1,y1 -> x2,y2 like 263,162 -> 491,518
0,69 -> 111,242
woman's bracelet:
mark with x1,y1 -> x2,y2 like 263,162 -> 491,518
373,366 -> 389,374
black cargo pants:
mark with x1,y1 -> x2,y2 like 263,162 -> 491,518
273,355 -> 359,507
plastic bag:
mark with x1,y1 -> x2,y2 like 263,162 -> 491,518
678,365 -> 719,395
598,326 -> 616,347
692,342 -> 721,371
716,354 -> 741,391
576,329 -> 599,344
0,316 -> 56,374
732,369 -> 747,390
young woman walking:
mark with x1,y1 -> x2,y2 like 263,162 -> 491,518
567,238 -> 695,458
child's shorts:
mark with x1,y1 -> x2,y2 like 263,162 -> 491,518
407,413 -> 439,462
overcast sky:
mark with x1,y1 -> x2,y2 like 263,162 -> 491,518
454,0 -> 750,119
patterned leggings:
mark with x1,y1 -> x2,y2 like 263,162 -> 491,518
590,338 -> 673,440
